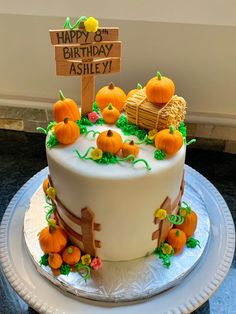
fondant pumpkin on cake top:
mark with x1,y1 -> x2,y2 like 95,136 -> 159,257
97,129 -> 123,154
53,90 -> 80,122
121,140 -> 139,158
155,125 -> 183,155
146,72 -> 175,105
96,82 -> 126,112
102,103 -> 120,124
54,117 -> 80,145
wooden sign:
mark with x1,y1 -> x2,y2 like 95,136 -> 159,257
55,41 -> 121,61
50,28 -> 119,45
49,22 -> 121,115
56,58 -> 121,76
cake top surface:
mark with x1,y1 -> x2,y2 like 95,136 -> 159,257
46,122 -> 186,180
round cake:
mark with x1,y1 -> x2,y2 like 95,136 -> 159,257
30,15 -> 201,286
46,123 -> 186,261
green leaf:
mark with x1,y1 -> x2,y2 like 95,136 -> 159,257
39,254 -> 49,266
154,149 -> 166,160
60,264 -> 71,275
47,133 -> 58,148
186,237 -> 201,248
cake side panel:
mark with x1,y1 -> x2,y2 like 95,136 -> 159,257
46,146 -> 186,261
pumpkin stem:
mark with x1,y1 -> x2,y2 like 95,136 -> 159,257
107,129 -> 113,137
108,82 -> 115,90
68,247 -> 73,254
108,103 -> 113,110
130,140 -> 134,145
169,125 -> 175,134
59,90 -> 66,101
157,72 -> 162,80
64,117 -> 69,124
176,230 -> 180,237
137,83 -> 142,89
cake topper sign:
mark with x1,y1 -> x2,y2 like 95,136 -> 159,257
49,16 -> 121,115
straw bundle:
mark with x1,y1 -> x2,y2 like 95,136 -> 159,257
125,88 -> 186,131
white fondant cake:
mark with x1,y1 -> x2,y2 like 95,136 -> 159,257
46,123 -> 186,261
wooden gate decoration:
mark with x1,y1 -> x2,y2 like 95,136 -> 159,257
152,172 -> 185,247
48,176 -> 101,256
49,24 -> 121,116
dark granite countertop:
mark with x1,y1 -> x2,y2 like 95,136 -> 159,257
0,130 -> 235,314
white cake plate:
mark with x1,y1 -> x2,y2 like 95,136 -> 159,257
0,165 -> 235,314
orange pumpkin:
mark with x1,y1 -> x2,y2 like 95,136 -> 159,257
48,253 -> 63,269
146,72 -> 175,105
42,178 -> 49,194
102,103 -> 120,124
166,228 -> 186,254
178,208 -> 198,238
127,83 -> 143,99
95,82 -> 126,112
155,125 -> 183,155
53,90 -> 80,122
121,140 -> 139,158
97,129 -> 123,154
39,219 -> 67,253
62,246 -> 81,265
54,117 -> 80,145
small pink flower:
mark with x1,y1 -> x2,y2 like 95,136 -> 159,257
88,111 -> 99,123
90,257 -> 102,270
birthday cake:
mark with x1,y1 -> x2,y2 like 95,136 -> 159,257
34,16 -> 199,282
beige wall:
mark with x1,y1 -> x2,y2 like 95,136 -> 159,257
0,13 -> 236,124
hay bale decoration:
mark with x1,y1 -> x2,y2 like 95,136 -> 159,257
125,72 -> 186,131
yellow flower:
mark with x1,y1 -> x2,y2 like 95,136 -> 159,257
161,243 -> 173,255
154,208 -> 167,220
46,187 -> 56,200
84,17 -> 99,33
91,148 -> 103,160
81,254 -> 91,265
148,129 -> 157,140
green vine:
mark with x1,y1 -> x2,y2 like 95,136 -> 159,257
167,214 -> 184,225
74,148 -> 151,170
75,262 -> 91,282
74,147 -> 95,161
64,16 -> 87,30
179,201 -> 192,217
84,130 -> 100,138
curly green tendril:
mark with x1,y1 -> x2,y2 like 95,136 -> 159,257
64,16 -> 87,30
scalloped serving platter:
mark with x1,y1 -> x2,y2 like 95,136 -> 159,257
0,166 -> 235,314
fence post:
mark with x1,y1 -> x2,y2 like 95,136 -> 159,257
81,207 -> 96,256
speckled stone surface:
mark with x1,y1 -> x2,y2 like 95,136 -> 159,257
0,130 -> 235,314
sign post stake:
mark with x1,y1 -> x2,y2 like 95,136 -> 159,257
81,75 -> 95,115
